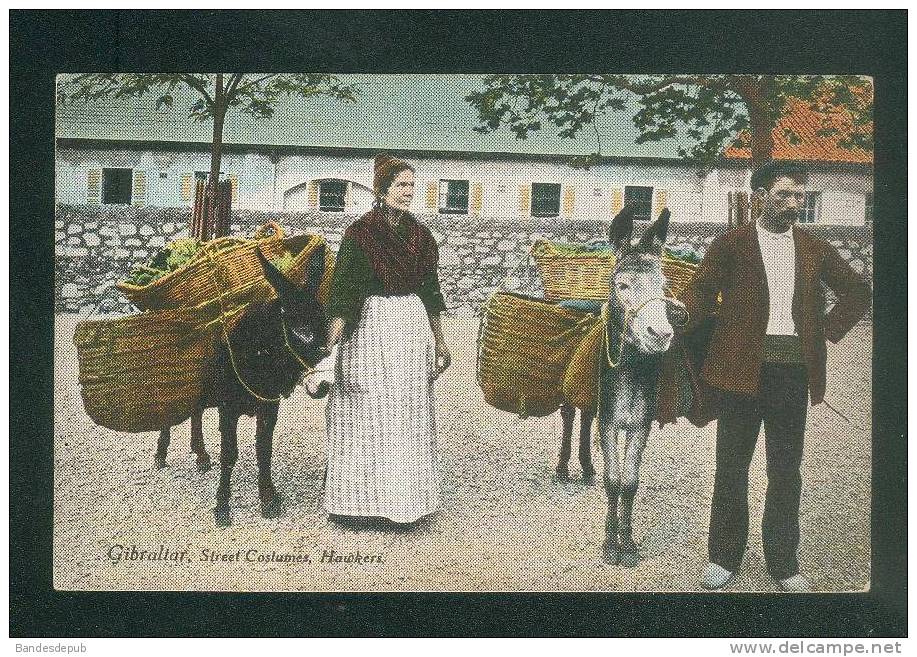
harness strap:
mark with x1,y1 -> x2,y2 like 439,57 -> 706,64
204,249 -> 312,404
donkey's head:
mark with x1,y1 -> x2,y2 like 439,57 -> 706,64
256,245 -> 329,367
607,205 -> 683,354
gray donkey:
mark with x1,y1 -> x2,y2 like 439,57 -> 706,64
597,205 -> 686,565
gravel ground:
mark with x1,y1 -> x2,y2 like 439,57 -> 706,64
53,314 -> 871,592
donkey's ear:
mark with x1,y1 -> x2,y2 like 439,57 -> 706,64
303,243 -> 326,296
608,203 -> 636,252
256,248 -> 299,301
637,207 -> 670,254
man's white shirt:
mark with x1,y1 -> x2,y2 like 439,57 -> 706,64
756,222 -> 798,336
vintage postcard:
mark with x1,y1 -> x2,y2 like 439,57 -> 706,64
52,72 -> 874,594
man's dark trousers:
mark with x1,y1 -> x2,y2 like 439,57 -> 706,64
708,362 -> 809,580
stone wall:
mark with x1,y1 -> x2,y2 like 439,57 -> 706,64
55,204 -> 873,317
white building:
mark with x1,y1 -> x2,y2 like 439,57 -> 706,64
55,75 -> 873,226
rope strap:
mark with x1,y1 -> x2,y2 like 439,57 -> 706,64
204,248 -> 312,404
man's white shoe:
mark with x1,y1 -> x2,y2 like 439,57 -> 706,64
777,574 -> 811,592
700,562 -> 737,590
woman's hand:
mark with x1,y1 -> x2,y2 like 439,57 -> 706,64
435,341 -> 452,376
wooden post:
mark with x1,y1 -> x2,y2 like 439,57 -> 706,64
737,191 -> 749,226
192,179 -> 205,240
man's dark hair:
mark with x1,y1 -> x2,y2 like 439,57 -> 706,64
750,160 -> 809,192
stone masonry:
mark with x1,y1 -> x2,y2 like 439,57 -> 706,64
55,204 -> 873,318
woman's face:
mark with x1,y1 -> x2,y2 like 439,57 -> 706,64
383,169 -> 415,212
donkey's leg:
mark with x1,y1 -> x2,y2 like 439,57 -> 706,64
598,417 -> 622,563
579,409 -> 597,483
618,428 -> 649,567
556,404 -> 575,480
213,406 -> 240,527
256,402 -> 283,519
154,427 -> 171,469
189,409 -> 211,473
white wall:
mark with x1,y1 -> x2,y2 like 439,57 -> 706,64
55,147 -> 872,226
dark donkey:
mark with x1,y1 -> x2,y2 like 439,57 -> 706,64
595,205 -> 686,565
154,246 -> 331,526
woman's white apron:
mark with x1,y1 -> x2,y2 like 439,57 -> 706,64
323,294 -> 441,523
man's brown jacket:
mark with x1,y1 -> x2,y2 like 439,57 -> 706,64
658,222 -> 871,425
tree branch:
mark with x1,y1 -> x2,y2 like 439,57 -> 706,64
225,73 -> 244,99
232,74 -> 277,97
179,74 -> 214,108
598,74 -> 729,95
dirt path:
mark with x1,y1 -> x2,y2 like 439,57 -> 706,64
53,314 -> 871,592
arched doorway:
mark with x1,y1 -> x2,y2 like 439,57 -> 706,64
284,178 -> 374,214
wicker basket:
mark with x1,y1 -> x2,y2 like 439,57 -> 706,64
116,222 -> 289,313
477,292 -> 597,418
532,239 -> 699,301
282,233 -> 336,307
73,301 -> 237,433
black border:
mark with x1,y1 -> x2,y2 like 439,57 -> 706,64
11,10 -> 907,637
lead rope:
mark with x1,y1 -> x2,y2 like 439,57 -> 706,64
204,248 -> 312,404
595,287 -> 685,443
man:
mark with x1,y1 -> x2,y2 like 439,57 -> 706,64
679,160 -> 871,591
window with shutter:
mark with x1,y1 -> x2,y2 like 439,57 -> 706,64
653,189 -> 670,217
132,170 -> 147,207
531,183 -> 561,217
624,185 -> 653,221
610,188 -> 624,215
229,174 -> 238,204
307,180 -> 319,209
799,191 -> 821,223
518,184 -> 531,216
470,182 -> 483,216
426,181 -> 438,210
319,179 -> 347,212
561,185 -> 576,217
180,173 -> 194,203
87,169 -> 102,205
438,179 -> 469,214
102,168 -> 133,205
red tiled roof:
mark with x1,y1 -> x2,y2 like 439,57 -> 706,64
724,97 -> 872,164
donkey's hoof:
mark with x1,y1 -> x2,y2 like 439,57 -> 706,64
555,466 -> 570,481
619,549 -> 640,568
214,505 -> 232,527
153,455 -> 168,470
602,539 -> 621,564
260,492 -> 284,519
582,469 -> 597,485
196,454 -> 212,473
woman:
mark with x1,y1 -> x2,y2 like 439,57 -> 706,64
322,154 -> 451,524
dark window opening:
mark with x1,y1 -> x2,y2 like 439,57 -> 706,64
531,183 -> 561,217
439,179 -> 469,214
799,191 -> 821,224
319,179 -> 347,212
102,168 -> 133,205
624,186 -> 654,221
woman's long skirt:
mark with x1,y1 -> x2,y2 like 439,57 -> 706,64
324,294 -> 441,523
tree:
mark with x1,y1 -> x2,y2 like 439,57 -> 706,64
465,74 -> 873,170
59,73 -> 358,238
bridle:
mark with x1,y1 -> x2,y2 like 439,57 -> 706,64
603,272 -> 686,368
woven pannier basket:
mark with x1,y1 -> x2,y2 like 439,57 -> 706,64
532,239 -> 699,301
280,233 -> 336,307
477,292 -> 597,418
73,301 -> 233,433
116,222 -> 290,314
